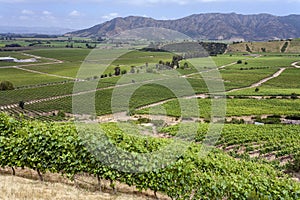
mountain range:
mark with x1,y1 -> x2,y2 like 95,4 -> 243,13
66,13 -> 300,41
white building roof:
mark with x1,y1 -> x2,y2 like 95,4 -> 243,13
0,57 -> 15,60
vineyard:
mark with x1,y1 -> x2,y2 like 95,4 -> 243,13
161,123 -> 300,168
1,41 -> 300,199
1,113 -> 300,199
229,67 -> 300,96
136,98 -> 300,119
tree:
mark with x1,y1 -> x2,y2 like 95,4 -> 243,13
0,81 -> 14,91
237,60 -> 242,64
114,67 -> 121,76
255,88 -> 259,92
183,62 -> 189,69
19,101 -> 25,109
130,66 -> 135,73
291,93 -> 298,99
158,60 -> 164,65
246,44 -> 252,53
121,70 -> 127,75
5,44 -> 21,48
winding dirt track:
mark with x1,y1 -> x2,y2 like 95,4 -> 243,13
228,67 -> 286,93
291,61 -> 300,68
13,66 -> 75,80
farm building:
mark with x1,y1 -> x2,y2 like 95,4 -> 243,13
0,57 -> 37,63
0,57 -> 16,62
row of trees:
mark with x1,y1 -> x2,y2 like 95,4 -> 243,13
112,55 -> 190,77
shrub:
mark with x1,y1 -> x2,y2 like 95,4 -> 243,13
5,43 -> 21,48
0,81 -> 14,91
137,117 -> 151,124
285,115 -> 300,120
291,93 -> 298,99
255,115 -> 281,124
121,70 -> 127,75
287,153 -> 300,172
57,110 -> 66,118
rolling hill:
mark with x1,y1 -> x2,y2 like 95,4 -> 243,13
66,13 -> 300,41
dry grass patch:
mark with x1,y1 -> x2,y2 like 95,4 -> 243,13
0,168 -> 169,200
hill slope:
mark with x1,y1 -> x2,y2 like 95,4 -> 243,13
228,39 -> 300,53
66,13 -> 300,41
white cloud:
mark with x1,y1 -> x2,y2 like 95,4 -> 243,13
102,12 -> 120,20
69,10 -> 81,17
43,10 -> 51,15
19,15 -> 30,20
40,13 -> 56,21
21,9 -> 34,15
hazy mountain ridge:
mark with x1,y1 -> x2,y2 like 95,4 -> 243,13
66,13 -> 300,41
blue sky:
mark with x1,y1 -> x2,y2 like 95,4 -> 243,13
0,0 -> 300,30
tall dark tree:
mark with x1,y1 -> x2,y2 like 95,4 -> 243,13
19,101 -> 25,109
114,67 -> 121,76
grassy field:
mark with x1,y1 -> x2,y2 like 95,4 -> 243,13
27,48 -> 91,62
0,51 -> 31,59
0,68 -> 67,87
211,54 -> 250,67
221,67 -> 279,90
225,55 -> 299,70
23,62 -> 81,78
